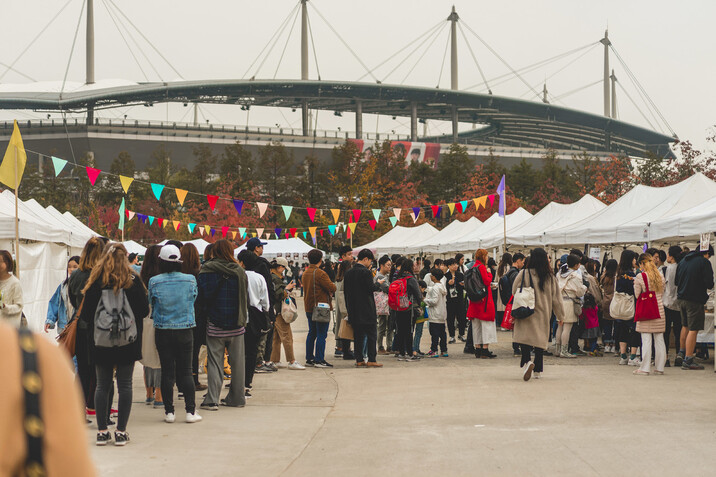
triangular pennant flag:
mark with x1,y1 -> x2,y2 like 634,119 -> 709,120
137,213 -> 146,224
120,175 -> 135,194
275,228 -> 282,237
472,198 -> 480,210
328,225 -> 336,236
330,209 -> 340,223
158,217 -> 164,228
412,207 -> 421,219
312,236 -> 317,246
281,205 -> 293,221
151,183 -> 164,201
309,226 -> 317,237
307,207 -> 317,222
239,228 -> 246,239
188,223 -> 196,233
389,216 -> 398,227
302,231 -> 308,239
163,218 -> 170,228
368,219 -> 377,231
175,189 -> 188,206
86,166 -> 101,185
431,205 -> 441,218
221,226 -> 228,238
127,211 -> 136,222
204,225 -> 211,235
319,229 -> 324,237
460,200 -> 468,213
488,194 -> 495,207
210,228 -> 216,237
348,223 -> 357,234
199,226 -> 204,236
346,225 -> 351,240
372,209 -> 381,222
0,121 -> 27,189
257,202 -> 268,218
285,232 -> 290,239
148,216 -> 155,226
393,208 -> 401,221
232,231 -> 237,240
476,195 -> 487,209
118,198 -> 125,230
251,232 -> 256,238
51,156 -> 68,177
255,228 -> 265,239
233,199 -> 244,215
352,209 -> 362,223
409,211 -> 415,223
207,195 -> 219,211
448,202 -> 456,215
290,228 -> 297,238
173,220 -> 181,231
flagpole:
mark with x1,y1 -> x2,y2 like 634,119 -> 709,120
14,145 -> 20,277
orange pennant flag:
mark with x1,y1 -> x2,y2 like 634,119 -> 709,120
330,209 -> 340,223
175,189 -> 188,205
476,195 -> 488,209
309,226 -> 317,238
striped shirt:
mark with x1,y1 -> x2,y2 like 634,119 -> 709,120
207,322 -> 246,338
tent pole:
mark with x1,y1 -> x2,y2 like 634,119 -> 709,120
14,145 -> 20,278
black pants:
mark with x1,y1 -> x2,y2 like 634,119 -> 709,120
395,310 -> 413,356
568,321 -> 580,352
520,344 -> 544,373
192,316 -> 206,385
244,326 -> 260,388
155,328 -> 196,415
95,362 -> 133,432
664,307 -> 682,354
353,322 -> 377,363
429,322 -> 448,353
263,326 -> 274,362
464,321 -> 475,353
76,328 -> 95,409
446,299 -> 466,338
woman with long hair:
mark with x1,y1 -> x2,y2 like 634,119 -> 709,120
633,253 -> 667,375
0,250 -> 23,328
79,243 -> 149,446
615,250 -> 641,366
181,243 -> 207,391
467,249 -> 497,358
513,248 -> 565,380
555,254 -> 587,358
599,259 -> 618,353
394,259 -> 422,361
140,245 -> 163,408
334,259 -> 354,360
581,260 -> 604,356
45,255 -> 80,333
495,253 -> 513,329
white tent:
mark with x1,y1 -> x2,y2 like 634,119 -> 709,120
360,223 -> 440,256
451,208 -> 533,252
235,237 -> 317,260
122,240 -> 147,256
649,195 -> 716,241
543,173 -> 716,246
482,195 -> 606,248
404,217 -> 482,255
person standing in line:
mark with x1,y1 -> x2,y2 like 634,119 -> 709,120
375,255 -> 393,355
674,245 -> 714,370
0,250 -> 23,329
419,259 -> 432,281
344,249 -> 385,368
580,260 -> 604,356
393,259 -> 422,362
513,248 -> 565,381
128,253 -> 142,274
334,245 -> 355,358
495,253 -> 513,332
303,249 -> 337,368
181,243 -> 208,391
615,250 -> 642,366
269,257 -> 304,370
662,246 -> 682,367
245,237 -> 276,374
633,253 -> 667,375
445,258 -> 466,343
425,268 -> 448,358
45,255 -> 80,333
148,245 -> 202,424
198,240 -> 248,410
139,245 -> 163,408
467,249 -> 497,359
80,243 -> 149,446
599,259 -> 618,354
555,254 -> 587,358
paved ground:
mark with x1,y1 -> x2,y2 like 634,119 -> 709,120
88,304 -> 716,477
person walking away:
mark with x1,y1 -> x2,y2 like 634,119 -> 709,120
555,254 -> 587,358
148,245 -> 201,424
269,257 -> 304,370
425,268 -> 448,357
662,246 -> 682,366
181,243 -> 208,391
198,240 -> 248,410
45,256 -> 80,334
344,249 -> 385,367
599,259 -> 618,353
238,249 -> 271,392
79,243 -> 149,446
375,255 -> 392,354
633,253 -> 667,375
674,245 -> 714,370
445,258 -> 466,343
391,259 -> 422,361
334,260 -> 355,361
467,249 -> 497,358
615,250 -> 641,366
513,248 -> 565,380
0,250 -> 24,329
303,249 -> 337,368
581,260 -> 604,356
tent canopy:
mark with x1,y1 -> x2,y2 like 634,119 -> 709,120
360,223 -> 440,256
404,217 -> 482,255
451,208 -> 533,252
235,237 -> 317,260
122,240 -> 147,256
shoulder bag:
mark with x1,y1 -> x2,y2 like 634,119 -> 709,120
634,273 -> 661,322
57,297 -> 83,358
610,291 -> 635,320
511,271 -> 535,319
281,293 -> 299,324
311,270 -> 331,323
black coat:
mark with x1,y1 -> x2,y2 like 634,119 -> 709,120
344,263 -> 382,326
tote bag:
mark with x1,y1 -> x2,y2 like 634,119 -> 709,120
512,271 -> 535,320
634,273 -> 661,322
281,295 -> 299,324
140,316 -> 161,369
501,296 -> 515,330
609,292 -> 635,320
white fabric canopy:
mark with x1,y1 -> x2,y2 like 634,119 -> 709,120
122,240 -> 147,256
235,237 -> 317,260
404,217 -> 482,255
649,195 -> 716,241
450,208 -> 533,252
360,223 -> 439,256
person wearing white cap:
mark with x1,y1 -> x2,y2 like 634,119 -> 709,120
148,244 -> 202,424
269,257 -> 304,370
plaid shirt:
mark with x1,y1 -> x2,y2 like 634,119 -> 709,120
197,272 -> 241,329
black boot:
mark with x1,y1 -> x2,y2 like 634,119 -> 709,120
474,347 -> 483,359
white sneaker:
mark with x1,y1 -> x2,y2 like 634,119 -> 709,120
186,412 -> 202,423
288,361 -> 305,370
522,361 -> 535,381
533,372 -> 541,379
276,362 -> 288,369
164,412 -> 175,423
618,356 -> 628,365
628,357 -> 642,366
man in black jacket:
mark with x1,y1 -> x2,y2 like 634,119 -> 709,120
246,237 -> 277,373
344,249 -> 385,367
675,246 -> 714,369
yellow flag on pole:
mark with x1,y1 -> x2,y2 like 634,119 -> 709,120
0,121 -> 27,189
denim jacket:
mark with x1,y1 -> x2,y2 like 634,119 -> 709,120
148,272 -> 197,329
46,282 -> 72,331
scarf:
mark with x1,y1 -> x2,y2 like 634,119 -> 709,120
200,259 -> 249,327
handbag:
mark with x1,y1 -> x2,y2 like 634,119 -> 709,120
281,294 -> 299,324
337,317 -> 354,340
572,299 -> 583,317
56,297 -> 83,358
609,291 -> 635,320
374,290 -> 389,315
634,273 -> 661,322
140,315 -> 161,368
311,270 -> 331,323
501,296 -> 515,330
512,271 -> 535,319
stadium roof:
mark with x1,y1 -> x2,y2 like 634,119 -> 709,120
0,79 -> 675,157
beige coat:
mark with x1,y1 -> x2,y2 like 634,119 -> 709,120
634,273 -> 666,333
512,269 -> 565,350
557,270 -> 587,323
584,273 -> 603,307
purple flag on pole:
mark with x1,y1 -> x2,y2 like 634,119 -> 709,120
496,175 -> 506,217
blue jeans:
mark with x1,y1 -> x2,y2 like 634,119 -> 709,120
601,319 -> 615,344
305,312 -> 329,362
413,321 -> 425,352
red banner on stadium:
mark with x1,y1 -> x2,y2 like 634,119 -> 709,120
349,139 -> 441,167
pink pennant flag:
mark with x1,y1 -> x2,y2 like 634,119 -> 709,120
368,219 -> 377,231
307,207 -> 317,222
86,167 -> 101,185
127,211 -> 136,222
393,208 -> 401,221
207,195 -> 219,211
257,202 -> 268,218
256,228 -> 264,238
488,194 -> 495,207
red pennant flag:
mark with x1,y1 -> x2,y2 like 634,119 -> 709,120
207,195 -> 219,211
431,205 -> 440,218
285,232 -> 289,239
455,202 -> 463,213
157,218 -> 164,228
307,207 -> 317,222
290,228 -> 297,238
368,219 -> 377,231
319,229 -> 324,237
352,209 -> 362,222
221,226 -> 228,238
488,194 -> 495,207
86,167 -> 101,185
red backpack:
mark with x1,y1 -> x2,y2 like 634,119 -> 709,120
388,278 -> 410,311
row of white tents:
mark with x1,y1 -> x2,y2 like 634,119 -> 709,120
123,237 -> 315,261
363,173 -> 716,256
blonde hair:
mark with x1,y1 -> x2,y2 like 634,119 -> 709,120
82,243 -> 136,294
79,237 -> 105,272
638,253 -> 664,293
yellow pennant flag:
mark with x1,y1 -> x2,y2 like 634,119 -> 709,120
330,209 -> 340,223
476,195 -> 488,209
204,225 -> 211,236
448,203 -> 456,215
175,189 -> 188,206
0,120 -> 27,189
309,226 -> 317,238
348,222 -> 357,234
119,175 -> 134,194
231,231 -> 237,240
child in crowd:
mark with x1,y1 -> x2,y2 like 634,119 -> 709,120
413,280 -> 429,356
425,269 -> 448,357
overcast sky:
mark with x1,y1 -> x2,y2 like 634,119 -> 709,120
1,0 -> 714,151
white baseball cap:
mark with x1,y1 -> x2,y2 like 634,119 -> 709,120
158,244 -> 182,263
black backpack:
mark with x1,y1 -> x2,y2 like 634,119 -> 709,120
464,266 -> 488,302
498,268 -> 519,305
